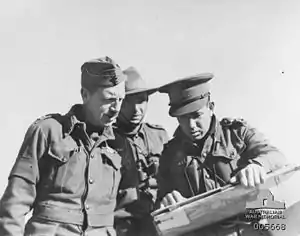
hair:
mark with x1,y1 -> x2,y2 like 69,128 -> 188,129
81,85 -> 104,95
80,86 -> 100,104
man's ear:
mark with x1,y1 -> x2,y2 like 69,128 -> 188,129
209,101 -> 215,111
81,88 -> 89,103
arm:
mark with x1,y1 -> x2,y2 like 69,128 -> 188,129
114,138 -> 139,218
139,127 -> 170,208
155,145 -> 190,208
155,146 -> 174,207
230,121 -> 287,187
241,123 -> 287,173
0,124 -> 46,236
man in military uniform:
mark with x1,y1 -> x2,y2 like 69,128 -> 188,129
114,67 -> 169,236
0,57 -> 137,236
156,73 -> 287,236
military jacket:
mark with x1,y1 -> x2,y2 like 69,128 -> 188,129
0,105 -> 136,236
157,116 -> 287,200
119,123 -> 169,170
116,123 -> 169,211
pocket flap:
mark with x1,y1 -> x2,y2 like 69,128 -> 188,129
212,146 -> 238,160
48,142 -> 76,163
47,136 -> 78,163
48,147 -> 69,163
101,147 -> 122,170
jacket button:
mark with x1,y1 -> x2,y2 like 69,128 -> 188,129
90,154 -> 94,159
85,204 -> 89,210
202,153 -> 207,158
89,178 -> 94,184
62,157 -> 67,162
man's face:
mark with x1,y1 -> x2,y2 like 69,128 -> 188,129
118,92 -> 148,126
177,105 -> 212,141
81,81 -> 125,127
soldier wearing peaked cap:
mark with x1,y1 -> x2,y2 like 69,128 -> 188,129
156,73 -> 287,236
114,67 -> 169,236
0,56 -> 138,236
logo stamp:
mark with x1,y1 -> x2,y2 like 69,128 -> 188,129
245,189 -> 286,231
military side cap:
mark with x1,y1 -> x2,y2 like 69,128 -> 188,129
81,56 -> 126,90
123,66 -> 157,95
159,73 -> 214,117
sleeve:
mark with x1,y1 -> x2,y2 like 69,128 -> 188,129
115,139 -> 139,215
147,125 -> 170,158
156,145 -> 173,205
118,138 -> 139,190
133,128 -> 170,215
240,123 -> 287,173
0,124 -> 47,236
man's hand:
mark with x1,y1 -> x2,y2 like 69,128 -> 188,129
116,187 -> 139,210
114,208 -> 134,219
160,190 -> 187,208
230,164 -> 267,188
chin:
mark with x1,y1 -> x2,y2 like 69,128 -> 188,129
130,119 -> 142,125
192,136 -> 202,141
191,134 -> 204,141
103,122 -> 113,127
103,117 -> 116,126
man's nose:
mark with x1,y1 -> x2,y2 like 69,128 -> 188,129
189,118 -> 197,129
111,99 -> 122,113
134,104 -> 140,113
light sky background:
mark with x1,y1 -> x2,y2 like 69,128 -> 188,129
0,0 -> 300,208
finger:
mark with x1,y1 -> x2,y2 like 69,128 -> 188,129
246,166 -> 255,187
229,175 -> 238,184
114,209 -> 133,219
239,169 -> 248,187
252,166 -> 262,186
162,194 -> 173,207
172,190 -> 186,202
259,167 -> 267,184
161,197 -> 168,207
165,194 -> 176,205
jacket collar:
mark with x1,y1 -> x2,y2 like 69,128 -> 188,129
116,121 -> 145,138
62,104 -> 115,141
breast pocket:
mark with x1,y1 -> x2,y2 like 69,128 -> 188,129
99,149 -> 122,200
210,148 -> 241,184
44,144 -> 86,194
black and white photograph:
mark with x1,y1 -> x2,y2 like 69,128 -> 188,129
0,0 -> 300,235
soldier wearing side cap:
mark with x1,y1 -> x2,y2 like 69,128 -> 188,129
0,57 -> 138,236
156,74 -> 287,236
113,67 -> 169,236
